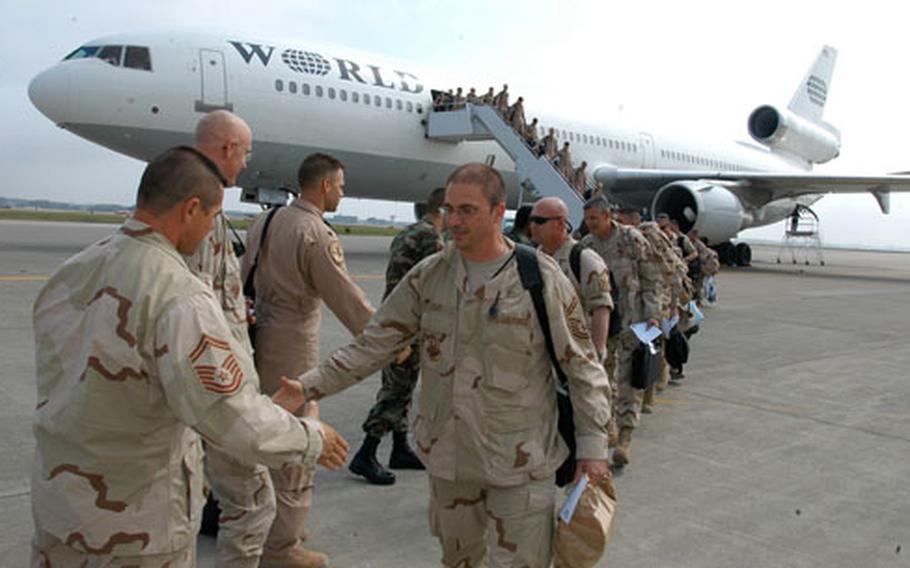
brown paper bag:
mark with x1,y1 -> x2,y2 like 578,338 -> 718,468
553,476 -> 618,568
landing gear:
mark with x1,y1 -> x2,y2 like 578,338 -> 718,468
734,242 -> 752,267
713,241 -> 752,267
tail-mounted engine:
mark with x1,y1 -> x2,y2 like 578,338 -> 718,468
747,105 -> 840,164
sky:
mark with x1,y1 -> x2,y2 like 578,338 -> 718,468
2,0 -> 908,249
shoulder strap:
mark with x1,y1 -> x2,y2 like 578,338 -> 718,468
569,242 -> 583,282
224,216 -> 247,258
515,244 -> 569,388
243,205 -> 283,300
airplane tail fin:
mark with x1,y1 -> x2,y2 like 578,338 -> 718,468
787,46 -> 837,123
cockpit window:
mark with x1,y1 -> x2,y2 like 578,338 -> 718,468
124,46 -> 152,71
96,45 -> 123,67
64,45 -> 101,60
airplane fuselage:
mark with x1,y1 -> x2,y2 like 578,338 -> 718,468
30,31 -> 825,240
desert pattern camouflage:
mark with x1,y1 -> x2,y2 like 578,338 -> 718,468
184,213 -> 249,350
580,221 -> 662,328
185,214 -> 274,568
31,218 -> 324,565
582,221 -> 663,430
298,241 -> 610,566
549,237 -> 613,317
429,476 -> 556,567
364,216 -> 442,437
299,241 -> 611,486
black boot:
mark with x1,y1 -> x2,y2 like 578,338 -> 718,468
389,431 -> 426,470
349,435 -> 396,485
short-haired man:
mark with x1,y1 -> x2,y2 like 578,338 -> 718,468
183,110 -> 273,568
582,196 -> 662,466
244,152 -> 374,568
293,163 -> 612,567
349,187 -> 446,485
30,148 -> 347,567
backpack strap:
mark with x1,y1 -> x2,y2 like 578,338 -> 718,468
569,242 -> 583,283
243,205 -> 283,300
515,244 -> 568,389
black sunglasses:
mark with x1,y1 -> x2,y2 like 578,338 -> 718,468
529,215 -> 563,225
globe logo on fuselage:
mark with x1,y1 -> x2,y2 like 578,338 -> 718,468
281,49 -> 331,75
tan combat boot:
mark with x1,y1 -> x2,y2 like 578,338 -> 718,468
641,385 -> 655,414
607,416 -> 619,447
260,546 -> 329,568
612,427 -> 633,467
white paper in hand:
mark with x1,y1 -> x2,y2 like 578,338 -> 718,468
559,473 -> 589,524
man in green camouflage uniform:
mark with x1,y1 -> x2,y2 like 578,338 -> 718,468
582,196 -> 662,467
349,187 -> 446,485
295,164 -> 611,568
30,148 -> 348,567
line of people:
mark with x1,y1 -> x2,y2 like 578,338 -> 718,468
433,85 -> 593,196
30,107 -> 719,567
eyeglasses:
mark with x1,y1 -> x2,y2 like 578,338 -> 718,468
440,204 -> 483,218
529,215 -> 563,225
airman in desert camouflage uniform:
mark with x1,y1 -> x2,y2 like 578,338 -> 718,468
349,187 -> 446,486
295,164 -> 612,568
582,196 -> 662,467
182,110 -> 277,568
30,148 -> 347,568
530,197 -> 619,444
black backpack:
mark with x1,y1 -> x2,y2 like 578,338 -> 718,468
569,243 -> 622,337
515,244 -> 577,487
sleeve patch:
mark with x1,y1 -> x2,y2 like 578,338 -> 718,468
328,241 -> 345,266
189,334 -> 244,395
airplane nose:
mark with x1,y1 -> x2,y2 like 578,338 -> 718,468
28,66 -> 70,124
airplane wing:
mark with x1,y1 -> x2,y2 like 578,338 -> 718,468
595,168 -> 910,213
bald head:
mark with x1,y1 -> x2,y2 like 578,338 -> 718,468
194,110 -> 253,186
529,197 -> 570,253
532,197 -> 568,218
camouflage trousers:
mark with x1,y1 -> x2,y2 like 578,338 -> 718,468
362,343 -> 419,438
31,534 -> 195,567
607,330 -> 645,430
205,446 -> 276,568
429,476 -> 555,568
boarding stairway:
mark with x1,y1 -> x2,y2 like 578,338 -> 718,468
425,102 -> 585,227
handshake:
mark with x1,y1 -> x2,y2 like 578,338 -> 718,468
271,376 -> 349,470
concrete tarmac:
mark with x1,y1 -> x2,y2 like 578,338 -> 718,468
1,220 -> 909,567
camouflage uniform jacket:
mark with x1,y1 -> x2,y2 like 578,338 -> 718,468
638,222 -> 680,313
184,213 -> 250,351
299,241 -> 611,486
581,220 -> 663,328
384,215 -> 442,299
548,237 -> 613,318
31,218 -> 324,557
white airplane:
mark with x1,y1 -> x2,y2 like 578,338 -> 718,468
28,31 -> 910,265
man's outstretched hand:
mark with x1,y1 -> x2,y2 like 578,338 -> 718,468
271,376 -> 307,414
303,402 -> 349,469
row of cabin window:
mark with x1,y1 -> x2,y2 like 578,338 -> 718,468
275,79 -> 423,114
537,125 -> 639,153
659,148 -> 745,171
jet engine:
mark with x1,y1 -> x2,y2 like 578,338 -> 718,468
650,181 -> 751,244
747,105 -> 840,164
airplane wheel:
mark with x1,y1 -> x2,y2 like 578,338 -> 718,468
715,242 -> 736,266
734,243 -> 752,267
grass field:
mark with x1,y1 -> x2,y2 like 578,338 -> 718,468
0,209 -> 402,236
